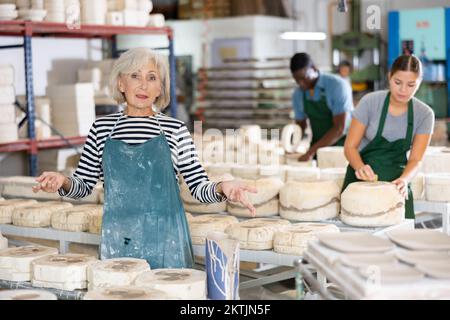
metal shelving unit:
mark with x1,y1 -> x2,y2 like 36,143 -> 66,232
0,20 -> 177,176
194,58 -> 295,131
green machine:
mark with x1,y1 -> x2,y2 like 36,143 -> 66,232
332,0 -> 383,99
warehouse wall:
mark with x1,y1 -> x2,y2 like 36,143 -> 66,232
117,16 -> 306,71
0,153 -> 28,176
0,37 -> 102,96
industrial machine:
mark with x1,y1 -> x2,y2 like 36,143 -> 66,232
389,7 -> 450,137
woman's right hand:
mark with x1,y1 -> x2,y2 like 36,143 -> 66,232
355,164 -> 377,182
32,172 -> 70,194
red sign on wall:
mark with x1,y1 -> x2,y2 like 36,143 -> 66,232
416,21 -> 430,29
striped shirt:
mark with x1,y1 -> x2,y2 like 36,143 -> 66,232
58,111 -> 225,203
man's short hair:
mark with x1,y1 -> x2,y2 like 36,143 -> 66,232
290,52 -> 314,73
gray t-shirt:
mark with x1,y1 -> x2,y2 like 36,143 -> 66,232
353,90 -> 435,150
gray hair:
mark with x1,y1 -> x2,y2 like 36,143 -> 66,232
109,47 -> 171,110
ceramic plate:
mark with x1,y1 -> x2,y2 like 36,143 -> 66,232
395,249 -> 450,265
339,252 -> 397,268
358,263 -> 424,284
317,232 -> 395,253
387,230 -> 450,251
415,261 -> 450,279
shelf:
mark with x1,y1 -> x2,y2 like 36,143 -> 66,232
199,76 -> 292,81
201,86 -> 295,91
0,136 -> 86,153
0,20 -> 176,176
0,20 -> 172,39
200,66 -> 289,72
0,280 -> 85,300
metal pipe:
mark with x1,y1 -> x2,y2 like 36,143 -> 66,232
295,261 -> 338,300
24,33 -> 38,177
0,44 -> 24,49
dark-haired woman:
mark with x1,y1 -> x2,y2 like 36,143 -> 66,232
342,55 -> 435,219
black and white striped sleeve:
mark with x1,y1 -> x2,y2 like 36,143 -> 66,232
176,124 -> 226,203
58,122 -> 101,199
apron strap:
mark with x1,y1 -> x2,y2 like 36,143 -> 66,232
302,86 -> 326,103
375,92 -> 390,138
107,112 -> 126,139
154,113 -> 165,136
405,99 -> 414,147
378,92 -> 414,147
108,108 -> 165,139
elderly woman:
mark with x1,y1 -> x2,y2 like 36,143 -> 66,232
32,48 -> 256,269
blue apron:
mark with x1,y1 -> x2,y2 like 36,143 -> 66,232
100,113 -> 194,269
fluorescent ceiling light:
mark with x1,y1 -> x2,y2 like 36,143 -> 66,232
280,32 -> 327,41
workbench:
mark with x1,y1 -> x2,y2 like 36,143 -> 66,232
0,218 -> 416,298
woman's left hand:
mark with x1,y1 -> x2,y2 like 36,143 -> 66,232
392,178 -> 409,200
219,180 -> 257,217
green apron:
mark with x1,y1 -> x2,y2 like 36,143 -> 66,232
303,87 -> 346,146
341,92 -> 415,219
100,113 -> 194,269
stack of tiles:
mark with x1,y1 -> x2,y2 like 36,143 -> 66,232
47,83 -> 96,137
51,204 -> 103,232
0,199 -> 38,224
44,0 -> 65,22
0,65 -> 18,143
12,201 -> 73,228
31,253 -> 97,290
0,246 -> 58,281
134,268 -> 207,300
88,258 -> 150,290
16,0 -> 47,21
80,0 -> 106,25
106,0 -> 153,27
0,3 -> 18,20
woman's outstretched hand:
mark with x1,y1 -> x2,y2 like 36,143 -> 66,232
32,172 -> 69,194
218,180 -> 258,217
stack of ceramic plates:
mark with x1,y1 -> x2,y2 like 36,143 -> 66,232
16,0 -> 45,11
44,0 -> 65,22
31,0 -> 44,9
65,0 -> 81,25
16,0 -> 31,10
0,3 -> 18,20
105,10 -> 123,26
80,0 -> 106,25
137,0 -> 152,13
18,9 -> 47,21
0,64 -> 18,143
317,232 -> 395,253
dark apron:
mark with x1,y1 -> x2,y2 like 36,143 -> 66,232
100,114 -> 194,269
303,88 -> 346,146
342,92 -> 415,219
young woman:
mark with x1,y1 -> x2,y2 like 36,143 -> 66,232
342,55 -> 435,219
